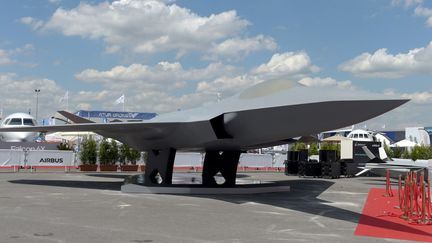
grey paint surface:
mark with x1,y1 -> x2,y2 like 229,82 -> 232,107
0,80 -> 408,151
0,172 -> 404,243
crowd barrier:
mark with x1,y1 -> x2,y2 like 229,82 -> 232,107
0,151 -> 286,173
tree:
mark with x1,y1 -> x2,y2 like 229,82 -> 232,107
320,142 -> 340,157
393,146 -> 402,158
309,143 -> 319,155
127,148 -> 141,165
384,144 -> 394,159
109,140 -> 119,164
292,143 -> 306,151
119,143 -> 130,165
410,145 -> 432,161
79,136 -> 97,165
98,138 -> 111,165
118,143 -> 142,165
320,142 -> 339,151
401,150 -> 411,159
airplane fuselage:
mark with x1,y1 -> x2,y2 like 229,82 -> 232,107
0,80 -> 410,187
0,113 -> 37,142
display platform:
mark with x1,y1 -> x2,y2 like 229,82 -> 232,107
121,174 -> 290,194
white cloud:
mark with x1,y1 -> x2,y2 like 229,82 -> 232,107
48,0 -> 61,5
392,0 -> 432,27
76,62 -> 239,91
339,42 -> 432,78
196,75 -> 261,96
0,49 -> 14,65
196,51 -> 323,96
392,0 -> 423,7
19,17 -> 44,31
206,35 -> 277,60
369,89 -> 432,129
1,49 -> 426,129
0,44 -> 34,66
21,0 -> 272,59
74,50 -> 325,112
75,61 -> 244,112
253,51 -> 319,78
11,44 -> 35,55
78,63 -> 221,111
415,6 -> 432,27
403,92 -> 432,103
298,77 -> 353,89
0,73 -> 66,118
384,89 -> 432,104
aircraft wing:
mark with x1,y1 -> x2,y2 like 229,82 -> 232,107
356,165 -> 425,177
355,169 -> 370,177
363,164 -> 425,170
0,96 -> 409,151
358,145 -> 428,177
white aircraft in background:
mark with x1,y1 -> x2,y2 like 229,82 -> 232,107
358,146 -> 432,179
0,113 -> 38,142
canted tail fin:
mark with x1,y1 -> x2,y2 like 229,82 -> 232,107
57,111 -> 94,124
378,147 -> 388,160
362,146 -> 386,163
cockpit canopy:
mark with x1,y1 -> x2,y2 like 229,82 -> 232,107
2,118 -> 36,126
347,129 -> 374,141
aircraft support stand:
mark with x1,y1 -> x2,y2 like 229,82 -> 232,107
123,150 -> 291,193
202,151 -> 241,187
144,148 -> 176,186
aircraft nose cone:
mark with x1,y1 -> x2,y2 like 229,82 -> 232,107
17,132 -> 35,141
224,98 -> 409,143
354,99 -> 409,118
309,99 -> 410,132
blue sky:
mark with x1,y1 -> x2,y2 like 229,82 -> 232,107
0,0 -> 431,129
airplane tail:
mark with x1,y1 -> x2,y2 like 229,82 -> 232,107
361,146 -> 386,164
378,147 -> 389,160
355,146 -> 387,176
57,111 -> 94,124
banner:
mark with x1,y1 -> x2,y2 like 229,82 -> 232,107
0,150 -> 23,166
0,142 -> 60,150
76,110 -> 157,120
0,149 -> 74,167
26,150 -> 74,166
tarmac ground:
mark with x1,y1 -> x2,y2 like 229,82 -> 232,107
0,172 -> 408,243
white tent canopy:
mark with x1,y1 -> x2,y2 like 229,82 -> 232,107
390,139 -> 418,148
322,135 -> 352,142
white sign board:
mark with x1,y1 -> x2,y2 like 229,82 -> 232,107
26,150 -> 74,166
0,150 -> 23,166
0,149 -> 74,167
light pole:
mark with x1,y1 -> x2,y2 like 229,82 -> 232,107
35,89 -> 40,121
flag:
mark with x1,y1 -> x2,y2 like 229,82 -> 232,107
115,94 -> 125,104
59,91 -> 68,103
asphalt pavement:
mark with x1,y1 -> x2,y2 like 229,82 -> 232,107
0,172 -> 407,243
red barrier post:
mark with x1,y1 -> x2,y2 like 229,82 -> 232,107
398,174 -> 403,209
401,175 -> 410,220
427,183 -> 430,224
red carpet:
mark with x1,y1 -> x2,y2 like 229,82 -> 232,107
355,188 -> 432,242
